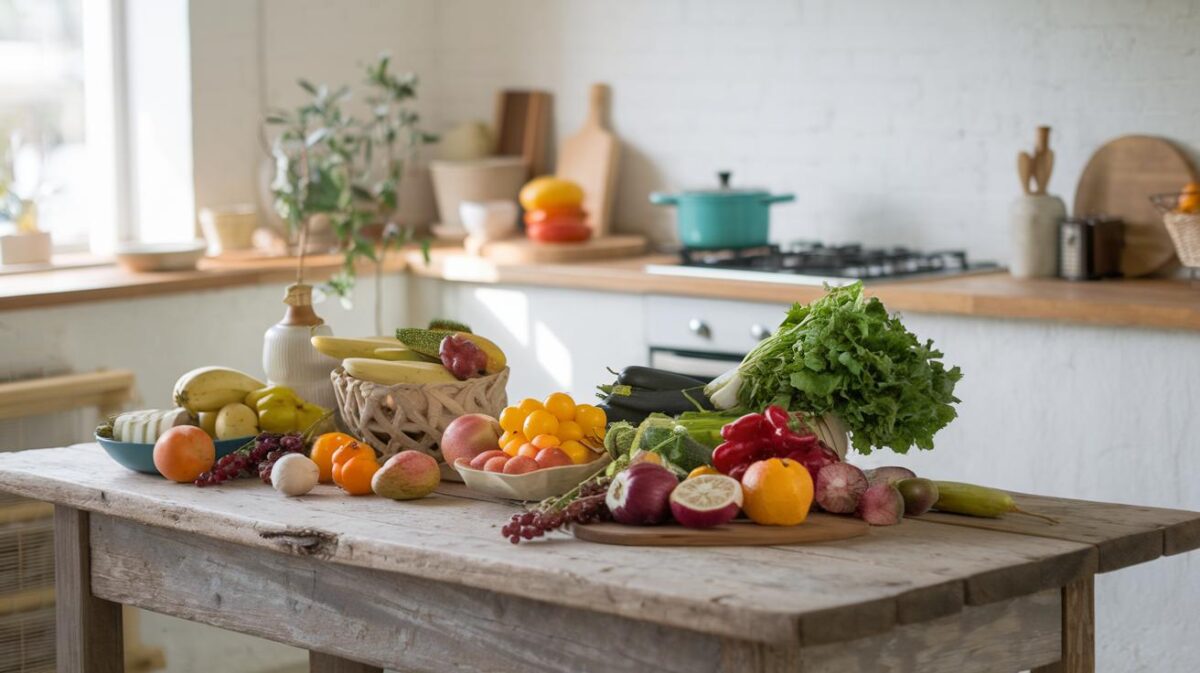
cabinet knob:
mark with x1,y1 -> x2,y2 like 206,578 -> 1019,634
750,324 -> 772,341
688,318 -> 711,339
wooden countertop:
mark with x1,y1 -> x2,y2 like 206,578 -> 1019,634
407,249 -> 1200,331
3,246 -> 1199,331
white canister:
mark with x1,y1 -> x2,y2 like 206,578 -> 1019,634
1009,194 -> 1066,278
263,284 -> 339,410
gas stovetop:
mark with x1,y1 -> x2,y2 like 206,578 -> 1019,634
645,243 -> 1000,286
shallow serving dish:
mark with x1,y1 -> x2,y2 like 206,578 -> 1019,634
96,433 -> 252,476
114,241 -> 207,272
454,455 -> 612,501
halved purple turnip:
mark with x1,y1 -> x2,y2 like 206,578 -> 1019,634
895,478 -> 939,516
669,475 -> 743,528
606,462 -> 678,526
857,483 -> 905,526
865,466 -> 917,487
814,462 -> 869,514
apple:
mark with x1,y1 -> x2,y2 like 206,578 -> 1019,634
503,455 -> 538,474
440,413 -> 502,466
535,447 -> 572,469
371,450 -> 441,500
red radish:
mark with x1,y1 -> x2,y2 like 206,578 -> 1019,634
606,462 -> 678,525
857,483 -> 905,525
469,450 -> 507,470
502,455 -> 538,475
866,466 -> 917,486
483,456 -> 510,473
534,447 -> 572,469
814,463 -> 868,514
669,475 -> 743,528
895,478 -> 939,516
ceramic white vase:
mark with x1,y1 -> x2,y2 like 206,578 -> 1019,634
263,284 -> 339,410
1010,194 -> 1066,278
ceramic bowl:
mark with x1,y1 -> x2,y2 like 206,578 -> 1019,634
459,200 -> 518,241
96,433 -> 253,476
115,241 -> 207,272
454,455 -> 612,501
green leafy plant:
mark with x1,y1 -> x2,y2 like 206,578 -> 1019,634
266,54 -> 436,328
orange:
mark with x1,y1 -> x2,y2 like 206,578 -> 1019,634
337,456 -> 379,496
522,410 -> 559,439
557,420 -> 584,442
574,404 -> 606,432
531,434 -> 560,449
543,392 -> 576,421
740,458 -> 813,526
687,465 -> 720,480
310,432 -> 357,483
498,407 -> 527,433
559,439 -> 593,465
517,443 -> 540,459
332,441 -> 375,467
153,426 -> 215,483
516,398 -> 544,414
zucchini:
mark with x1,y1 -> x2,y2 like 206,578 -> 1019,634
932,481 -> 1057,524
614,366 -> 705,390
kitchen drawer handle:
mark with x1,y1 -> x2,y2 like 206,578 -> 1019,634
750,324 -> 772,341
688,318 -> 711,339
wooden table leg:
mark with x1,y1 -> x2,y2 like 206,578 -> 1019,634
309,651 -> 383,673
1032,575 -> 1095,673
54,505 -> 125,673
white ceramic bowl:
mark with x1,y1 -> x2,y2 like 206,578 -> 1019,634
115,241 -> 207,272
454,455 -> 612,501
429,157 -> 528,227
459,200 -> 518,241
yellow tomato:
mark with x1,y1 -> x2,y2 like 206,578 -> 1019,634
522,409 -> 560,439
517,398 -> 544,415
502,437 -> 525,456
498,407 -> 527,433
519,177 -> 584,211
559,439 -> 593,465
499,430 -> 527,449
531,434 -> 561,449
574,404 -> 606,432
557,420 -> 584,442
543,392 -> 576,421
687,465 -> 720,480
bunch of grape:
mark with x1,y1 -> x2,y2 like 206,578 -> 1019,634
500,478 -> 611,544
194,432 -> 305,487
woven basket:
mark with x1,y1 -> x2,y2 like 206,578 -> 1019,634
1164,213 -> 1200,268
332,367 -> 509,461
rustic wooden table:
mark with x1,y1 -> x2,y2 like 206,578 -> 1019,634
2,445 -> 1198,673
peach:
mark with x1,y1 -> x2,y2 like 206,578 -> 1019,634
469,450 -> 508,470
371,450 -> 440,500
535,447 -> 572,469
440,413 -> 502,466
483,456 -> 510,473
502,455 -> 539,475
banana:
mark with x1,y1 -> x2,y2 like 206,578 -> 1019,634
343,358 -> 459,385
311,335 -> 423,361
173,366 -> 265,413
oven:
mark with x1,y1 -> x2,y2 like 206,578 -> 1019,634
644,295 -> 782,381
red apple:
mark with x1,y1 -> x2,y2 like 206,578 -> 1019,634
440,414 -> 503,466
535,447 -> 572,469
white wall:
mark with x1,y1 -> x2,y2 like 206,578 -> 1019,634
428,0 -> 1200,259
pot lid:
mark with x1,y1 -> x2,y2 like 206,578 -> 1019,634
678,171 -> 770,197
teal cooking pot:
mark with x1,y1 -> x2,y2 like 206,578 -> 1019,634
650,171 -> 794,249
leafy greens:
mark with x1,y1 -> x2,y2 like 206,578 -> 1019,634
725,282 -> 961,454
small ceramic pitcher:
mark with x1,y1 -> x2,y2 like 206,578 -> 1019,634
263,284 -> 339,410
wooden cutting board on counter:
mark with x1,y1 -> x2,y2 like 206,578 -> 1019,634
556,83 -> 620,237
572,513 -> 869,547
1074,135 -> 1199,277
481,234 -> 646,264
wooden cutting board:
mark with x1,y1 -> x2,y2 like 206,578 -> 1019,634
556,83 -> 621,236
494,90 -> 552,177
572,513 -> 869,547
1074,135 -> 1199,277
481,235 -> 646,264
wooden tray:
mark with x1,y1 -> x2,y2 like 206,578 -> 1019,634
572,513 -> 868,546
481,235 -> 646,264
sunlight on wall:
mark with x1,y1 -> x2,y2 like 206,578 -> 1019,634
533,320 -> 572,390
470,287 -> 530,347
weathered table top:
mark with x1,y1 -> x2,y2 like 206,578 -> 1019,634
3,444 -> 1199,648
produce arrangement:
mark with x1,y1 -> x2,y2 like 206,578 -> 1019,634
94,286 -> 1053,548
519,177 -> 592,243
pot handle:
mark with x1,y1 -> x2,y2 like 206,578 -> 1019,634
649,192 -> 679,206
761,193 -> 796,205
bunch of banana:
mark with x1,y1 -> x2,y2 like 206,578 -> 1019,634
311,336 -> 435,362
174,367 -> 265,413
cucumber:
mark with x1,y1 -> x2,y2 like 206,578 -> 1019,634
614,366 -> 705,390
932,481 -> 1057,524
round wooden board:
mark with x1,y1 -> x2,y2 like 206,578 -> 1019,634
571,513 -> 869,546
1073,135 -> 1199,277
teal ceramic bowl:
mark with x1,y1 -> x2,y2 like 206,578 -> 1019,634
95,433 -> 253,476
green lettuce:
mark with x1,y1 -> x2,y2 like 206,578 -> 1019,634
733,282 -> 961,454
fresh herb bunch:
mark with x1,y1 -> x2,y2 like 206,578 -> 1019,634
714,282 -> 962,454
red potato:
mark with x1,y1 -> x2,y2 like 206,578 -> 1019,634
469,450 -> 507,470
483,456 -> 510,473
534,447 -> 572,469
503,455 -> 539,475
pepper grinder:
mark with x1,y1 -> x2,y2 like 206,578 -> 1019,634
1010,126 -> 1067,278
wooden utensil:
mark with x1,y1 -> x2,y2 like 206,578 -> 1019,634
572,513 -> 869,547
1017,152 -> 1034,195
556,83 -> 621,236
1074,135 -> 1199,277
493,90 -> 552,177
1016,126 -> 1055,195
481,234 -> 646,264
